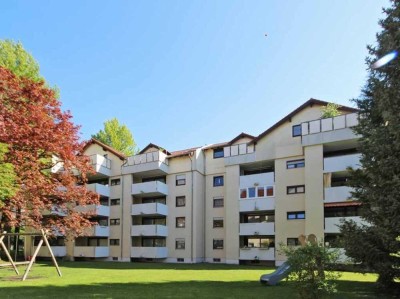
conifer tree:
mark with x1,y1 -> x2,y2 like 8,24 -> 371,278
340,0 -> 400,289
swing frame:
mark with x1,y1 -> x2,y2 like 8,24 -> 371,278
0,229 -> 62,281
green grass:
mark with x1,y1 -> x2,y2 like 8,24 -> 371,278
0,261 -> 391,298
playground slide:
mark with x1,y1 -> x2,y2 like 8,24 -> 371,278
259,261 -> 291,286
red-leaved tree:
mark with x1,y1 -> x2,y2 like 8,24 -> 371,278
0,66 -> 99,236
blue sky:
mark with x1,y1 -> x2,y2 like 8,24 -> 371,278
1,1 -> 389,152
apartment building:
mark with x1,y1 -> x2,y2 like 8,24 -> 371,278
28,98 -> 364,266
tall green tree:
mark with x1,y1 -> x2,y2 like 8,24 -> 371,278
0,143 -> 16,206
92,118 -> 137,156
340,0 -> 400,290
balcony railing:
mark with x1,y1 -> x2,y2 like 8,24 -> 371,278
34,246 -> 66,257
301,113 -> 358,136
324,153 -> 361,173
239,222 -> 275,235
239,247 -> 275,261
86,183 -> 110,198
123,151 -> 169,175
131,181 -> 169,197
239,198 -> 275,212
324,186 -> 353,203
325,216 -> 367,233
131,225 -> 168,237
75,204 -> 110,217
131,247 -> 168,258
84,225 -> 110,237
89,154 -> 111,177
224,143 -> 254,157
131,203 -> 168,216
74,246 -> 109,257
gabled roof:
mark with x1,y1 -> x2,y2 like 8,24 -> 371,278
202,132 -> 255,150
139,143 -> 171,155
168,146 -> 201,158
83,138 -> 126,160
250,98 -> 358,145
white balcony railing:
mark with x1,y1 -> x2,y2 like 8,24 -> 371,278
224,143 -> 255,157
85,225 -> 110,237
75,204 -> 110,217
131,181 -> 168,197
239,222 -> 275,236
131,225 -> 168,237
239,198 -> 275,212
86,183 -> 110,198
34,246 -> 66,257
324,186 -> 353,203
131,247 -> 168,258
131,203 -> 168,216
324,153 -> 361,173
239,247 -> 275,261
74,246 -> 109,258
239,172 -> 275,188
123,151 -> 169,175
89,154 -> 111,177
301,113 -> 358,136
325,216 -> 367,233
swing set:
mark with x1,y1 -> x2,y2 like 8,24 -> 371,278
0,229 -> 62,281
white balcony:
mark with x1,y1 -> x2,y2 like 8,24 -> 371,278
239,248 -> 275,261
324,186 -> 354,203
85,225 -> 110,237
239,172 -> 275,188
324,154 -> 361,173
239,223 -> 275,236
325,216 -> 367,233
131,203 -> 168,216
131,247 -> 168,259
224,143 -> 256,166
86,183 -> 110,198
131,225 -> 168,237
239,198 -> 275,212
301,113 -> 359,146
75,204 -> 110,217
74,246 -> 109,258
89,154 -> 111,177
131,181 -> 168,197
34,246 -> 66,257
123,151 -> 169,176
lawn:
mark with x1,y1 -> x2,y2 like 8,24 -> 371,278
0,261 -> 391,298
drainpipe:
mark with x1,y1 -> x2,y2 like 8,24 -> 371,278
120,158 -> 127,261
202,148 -> 206,263
188,151 -> 194,263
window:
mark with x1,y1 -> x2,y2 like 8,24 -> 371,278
244,237 -> 275,248
110,218 -> 120,225
257,187 -> 265,197
110,179 -> 120,186
213,148 -> 224,159
141,237 -> 166,247
213,176 -> 224,187
287,238 -> 300,246
287,159 -> 305,169
141,217 -> 166,225
213,258 -> 221,262
240,186 -> 274,199
240,189 -> 247,199
177,258 -> 184,262
324,206 -> 360,218
213,218 -> 224,228
287,185 -> 305,194
110,239 -> 120,246
287,211 -> 306,220
248,187 -> 256,198
176,217 -> 185,228
176,196 -> 186,207
213,239 -> 224,249
292,125 -> 302,137
176,174 -> 186,186
110,198 -> 120,206
266,186 -> 274,197
175,239 -> 185,249
213,197 -> 224,208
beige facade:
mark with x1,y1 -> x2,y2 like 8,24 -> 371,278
31,99 -> 363,265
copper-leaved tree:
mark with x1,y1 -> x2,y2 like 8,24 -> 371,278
0,66 -> 99,236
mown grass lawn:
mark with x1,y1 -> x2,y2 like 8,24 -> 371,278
0,261 -> 391,298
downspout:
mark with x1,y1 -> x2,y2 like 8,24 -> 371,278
120,158 -> 127,261
202,148 -> 206,263
188,151 -> 194,263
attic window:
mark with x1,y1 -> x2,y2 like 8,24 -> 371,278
292,125 -> 302,137
213,148 -> 224,159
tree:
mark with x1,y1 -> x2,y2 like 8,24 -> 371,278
0,66 -> 99,236
92,118 -> 137,156
340,0 -> 400,290
321,103 -> 341,118
0,143 -> 16,206
281,240 -> 340,299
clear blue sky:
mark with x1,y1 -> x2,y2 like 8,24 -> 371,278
1,1 -> 389,152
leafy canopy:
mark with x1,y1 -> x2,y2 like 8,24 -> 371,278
321,103 -> 341,118
339,0 -> 400,290
92,118 -> 137,156
0,143 -> 16,206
